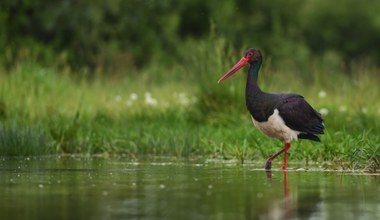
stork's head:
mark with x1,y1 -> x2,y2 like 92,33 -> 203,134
217,48 -> 262,83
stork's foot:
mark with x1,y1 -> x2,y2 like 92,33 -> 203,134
265,159 -> 272,170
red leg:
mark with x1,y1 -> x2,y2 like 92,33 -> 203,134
265,143 -> 291,170
282,143 -> 291,170
265,147 -> 285,170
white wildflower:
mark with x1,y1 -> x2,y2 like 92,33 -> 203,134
178,92 -> 190,106
144,92 -> 157,106
130,93 -> 138,101
126,93 -> 138,107
319,108 -> 329,116
318,90 -> 327,98
338,106 -> 347,112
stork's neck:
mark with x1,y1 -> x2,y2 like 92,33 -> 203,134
245,60 -> 268,119
246,61 -> 263,99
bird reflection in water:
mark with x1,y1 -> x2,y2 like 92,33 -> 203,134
263,170 -> 322,220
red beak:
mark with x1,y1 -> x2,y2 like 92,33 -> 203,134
217,57 -> 249,83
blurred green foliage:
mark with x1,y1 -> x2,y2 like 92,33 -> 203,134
1,0 -> 380,71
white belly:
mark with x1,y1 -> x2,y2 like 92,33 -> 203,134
251,109 -> 300,143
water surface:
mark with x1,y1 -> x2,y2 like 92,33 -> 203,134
0,157 -> 379,220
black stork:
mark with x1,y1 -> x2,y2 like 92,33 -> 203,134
217,48 -> 324,170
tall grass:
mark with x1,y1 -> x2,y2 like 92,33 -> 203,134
0,39 -> 379,171
0,122 -> 49,156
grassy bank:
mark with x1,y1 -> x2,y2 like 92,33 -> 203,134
0,42 -> 379,171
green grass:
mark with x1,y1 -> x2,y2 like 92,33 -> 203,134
0,39 -> 379,171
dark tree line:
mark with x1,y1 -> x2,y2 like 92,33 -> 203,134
1,0 -> 380,71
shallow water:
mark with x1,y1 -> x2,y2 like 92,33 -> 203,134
0,158 -> 379,220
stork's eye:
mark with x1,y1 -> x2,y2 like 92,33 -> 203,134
247,52 -> 253,57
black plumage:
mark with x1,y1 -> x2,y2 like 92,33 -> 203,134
276,94 -> 324,141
